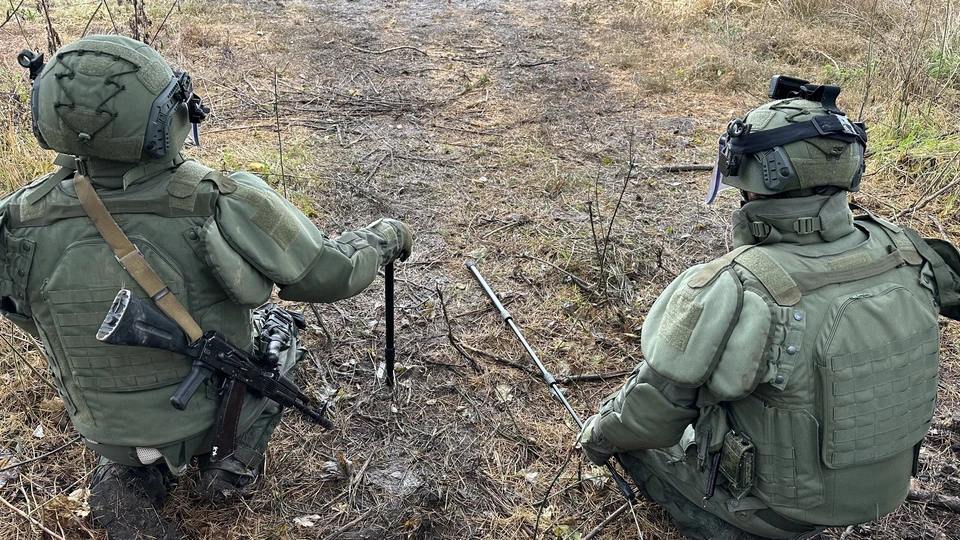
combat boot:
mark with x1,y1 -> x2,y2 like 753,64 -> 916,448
88,459 -> 181,540
195,453 -> 261,503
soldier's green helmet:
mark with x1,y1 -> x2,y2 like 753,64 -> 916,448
705,77 -> 867,203
24,35 -> 198,163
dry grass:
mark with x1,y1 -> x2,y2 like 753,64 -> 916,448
0,0 -> 958,539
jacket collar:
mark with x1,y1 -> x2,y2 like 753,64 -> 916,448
78,154 -> 185,190
731,191 -> 856,247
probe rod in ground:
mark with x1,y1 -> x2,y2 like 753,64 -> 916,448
385,262 -> 396,386
466,261 -> 635,502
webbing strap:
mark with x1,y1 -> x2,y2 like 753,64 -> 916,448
791,251 -> 906,293
24,154 -> 77,206
74,175 -> 203,342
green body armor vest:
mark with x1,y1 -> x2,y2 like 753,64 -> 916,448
0,160 -> 273,450
714,216 -> 938,525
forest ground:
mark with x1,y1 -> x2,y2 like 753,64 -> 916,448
0,1 -> 958,539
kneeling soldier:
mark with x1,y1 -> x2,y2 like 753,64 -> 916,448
1,35 -> 413,539
580,79 -> 960,539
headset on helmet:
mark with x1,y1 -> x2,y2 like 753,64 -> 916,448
19,36 -> 209,164
705,76 -> 868,204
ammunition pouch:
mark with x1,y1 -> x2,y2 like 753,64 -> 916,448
719,430 -> 756,499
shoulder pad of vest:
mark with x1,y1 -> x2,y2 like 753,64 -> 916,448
643,265 -> 743,387
215,172 -> 320,284
167,160 -> 238,212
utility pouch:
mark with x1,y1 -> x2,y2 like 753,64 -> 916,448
719,430 -> 755,499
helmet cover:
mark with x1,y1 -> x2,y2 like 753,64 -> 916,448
705,98 -> 866,203
31,35 -> 191,163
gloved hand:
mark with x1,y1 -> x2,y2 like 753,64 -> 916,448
578,414 -> 616,465
366,218 -> 415,265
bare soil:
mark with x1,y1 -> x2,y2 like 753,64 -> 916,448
0,1 -> 958,539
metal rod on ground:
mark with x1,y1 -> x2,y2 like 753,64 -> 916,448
466,261 -> 635,502
385,262 -> 396,386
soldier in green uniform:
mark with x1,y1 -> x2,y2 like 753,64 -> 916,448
579,80 -> 960,539
1,36 -> 413,539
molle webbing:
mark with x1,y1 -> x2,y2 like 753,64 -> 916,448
8,193 -> 218,228
791,251 -> 906,293
74,175 -> 202,341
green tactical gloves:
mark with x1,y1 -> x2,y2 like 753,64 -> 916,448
365,218 -> 415,266
578,414 -> 617,465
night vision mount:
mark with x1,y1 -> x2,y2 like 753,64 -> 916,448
767,75 -> 844,115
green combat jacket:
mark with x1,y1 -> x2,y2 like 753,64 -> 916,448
583,191 -> 957,526
0,155 -> 398,466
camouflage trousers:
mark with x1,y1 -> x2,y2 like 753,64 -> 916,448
619,445 -> 826,540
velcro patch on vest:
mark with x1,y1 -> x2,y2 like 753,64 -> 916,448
827,252 -> 872,272
230,183 -> 300,251
734,249 -> 801,306
658,288 -> 703,353
167,160 -> 214,211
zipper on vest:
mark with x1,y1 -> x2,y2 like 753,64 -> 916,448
822,285 -> 902,362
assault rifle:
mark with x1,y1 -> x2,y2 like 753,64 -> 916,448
96,289 -> 332,461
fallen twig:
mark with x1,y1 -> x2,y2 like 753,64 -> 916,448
437,287 -> 482,373
0,435 -> 80,473
0,494 -> 65,540
461,343 -> 538,378
648,164 -> 713,173
518,253 -> 594,291
558,370 -> 632,384
582,501 -> 632,540
352,45 -> 429,56
928,213 -> 951,241
907,488 -> 960,513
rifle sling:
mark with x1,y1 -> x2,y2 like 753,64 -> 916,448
74,174 -> 204,342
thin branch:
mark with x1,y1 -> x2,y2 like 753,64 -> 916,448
907,488 -> 960,513
0,436 -> 80,473
894,149 -> 960,219
0,494 -> 66,540
0,330 -> 57,392
306,303 -> 334,350
100,0 -> 119,34
0,0 -> 25,32
274,68 -> 287,197
582,502 -> 632,540
647,164 -> 712,173
150,0 -> 180,44
557,370 -> 632,384
461,343 -> 538,378
437,287 -> 482,373
534,446 -> 576,540
80,0 -> 102,37
518,252 -> 594,291
352,45 -> 428,56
